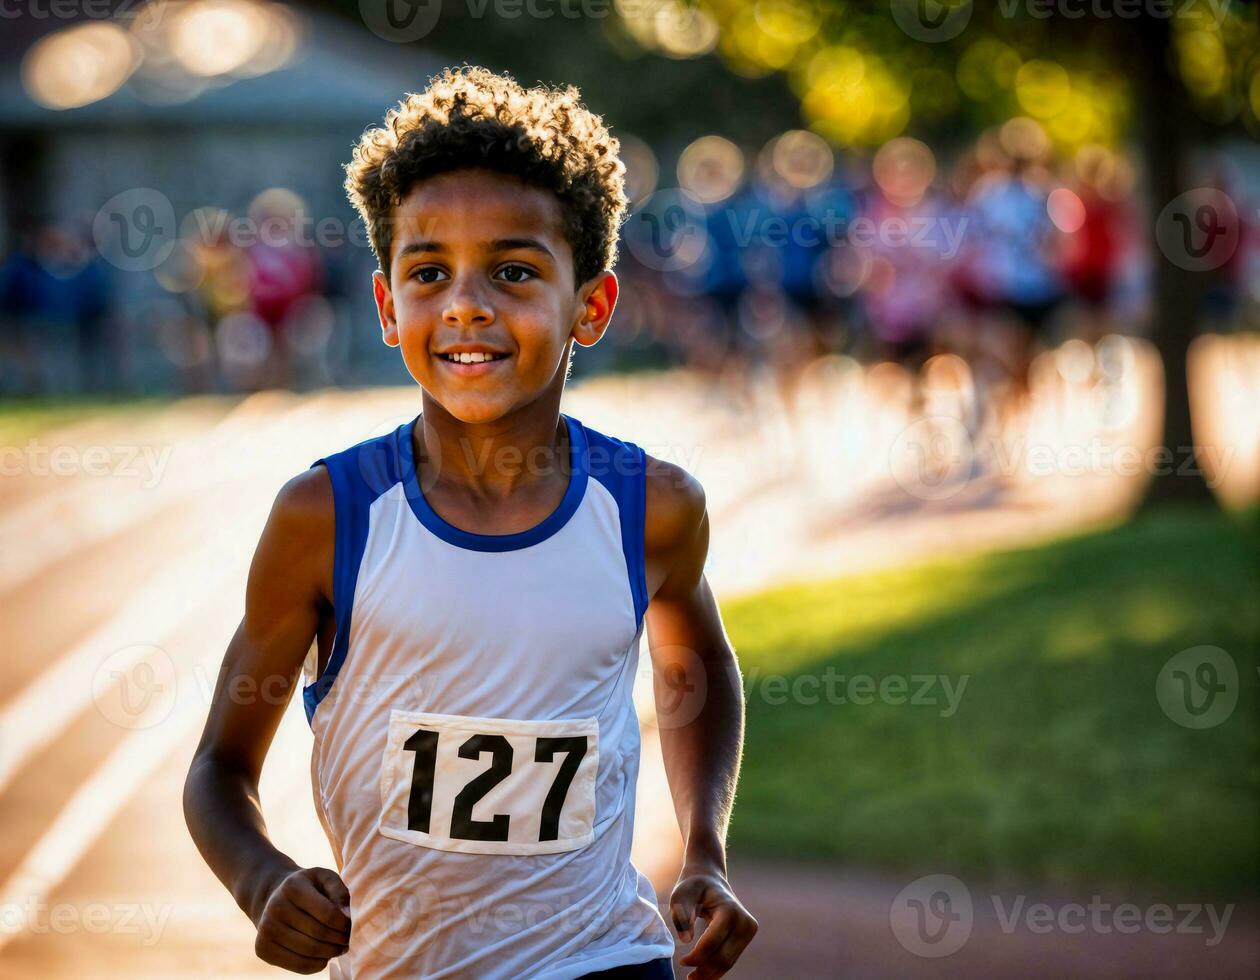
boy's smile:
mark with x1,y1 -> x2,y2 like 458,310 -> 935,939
372,169 -> 616,425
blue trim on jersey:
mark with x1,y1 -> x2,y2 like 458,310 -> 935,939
399,414 -> 590,553
583,424 -> 650,629
303,426 -> 403,723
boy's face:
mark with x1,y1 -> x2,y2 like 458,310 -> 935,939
373,169 -> 616,425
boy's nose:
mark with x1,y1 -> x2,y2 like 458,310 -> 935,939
442,279 -> 494,327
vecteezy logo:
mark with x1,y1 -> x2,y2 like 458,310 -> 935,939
889,416 -> 974,501
355,414 -> 423,499
637,644 -> 708,730
623,189 -> 707,273
890,874 -> 972,957
357,872 -> 443,963
646,207 -> 685,253
1173,208 -> 1224,258
91,643 -> 178,730
1157,645 -> 1238,729
360,0 -> 443,42
1155,189 -> 1239,273
92,189 -> 177,272
890,0 -> 972,43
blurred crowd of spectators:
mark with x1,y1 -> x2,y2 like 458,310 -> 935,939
618,120 -> 1257,403
0,222 -> 113,394
0,188 -> 341,395
1,118 -> 1256,400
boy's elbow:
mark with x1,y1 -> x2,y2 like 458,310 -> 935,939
182,749 -> 215,827
182,744 -> 240,827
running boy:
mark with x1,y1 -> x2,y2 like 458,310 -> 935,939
184,67 -> 756,979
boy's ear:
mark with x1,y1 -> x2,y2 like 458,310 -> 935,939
571,271 -> 618,349
373,270 -> 399,348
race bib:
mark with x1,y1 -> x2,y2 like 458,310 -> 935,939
378,709 -> 599,856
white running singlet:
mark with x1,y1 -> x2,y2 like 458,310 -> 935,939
304,413 -> 675,979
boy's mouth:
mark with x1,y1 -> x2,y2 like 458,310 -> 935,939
437,351 -> 509,364
434,349 -> 511,377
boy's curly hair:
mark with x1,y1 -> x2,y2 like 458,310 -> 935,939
345,66 -> 628,286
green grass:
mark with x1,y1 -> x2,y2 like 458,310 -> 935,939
0,396 -> 170,443
724,508 -> 1260,893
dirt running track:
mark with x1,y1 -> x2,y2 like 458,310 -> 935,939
0,358 -> 1255,977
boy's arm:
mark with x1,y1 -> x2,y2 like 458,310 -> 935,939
644,458 -> 758,980
183,467 -> 351,975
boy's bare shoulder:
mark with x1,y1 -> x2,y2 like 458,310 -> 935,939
249,466 -> 335,602
262,467 -> 335,561
644,453 -> 707,557
273,466 -> 334,526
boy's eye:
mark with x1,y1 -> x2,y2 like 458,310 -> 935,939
495,264 -> 535,284
412,266 -> 448,284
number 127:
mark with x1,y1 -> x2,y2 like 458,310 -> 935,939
403,729 -> 589,843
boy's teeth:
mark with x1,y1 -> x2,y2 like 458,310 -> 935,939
444,352 -> 502,363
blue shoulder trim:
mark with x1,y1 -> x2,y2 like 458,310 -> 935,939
303,423 -> 406,724
581,421 -> 649,630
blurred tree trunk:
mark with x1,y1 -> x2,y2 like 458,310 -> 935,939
1132,13 -> 1214,507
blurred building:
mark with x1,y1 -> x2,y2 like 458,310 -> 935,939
0,2 -> 440,391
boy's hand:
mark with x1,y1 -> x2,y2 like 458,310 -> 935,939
670,867 -> 758,979
254,867 -> 352,974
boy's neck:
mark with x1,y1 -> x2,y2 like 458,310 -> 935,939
415,393 -> 569,500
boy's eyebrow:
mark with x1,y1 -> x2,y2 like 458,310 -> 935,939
397,241 -> 445,257
487,237 -> 555,259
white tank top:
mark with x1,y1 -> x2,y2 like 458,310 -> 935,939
304,413 -> 675,979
